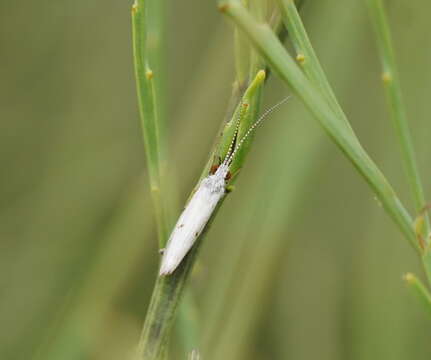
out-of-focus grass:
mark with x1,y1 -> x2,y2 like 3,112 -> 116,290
1,1 -> 431,360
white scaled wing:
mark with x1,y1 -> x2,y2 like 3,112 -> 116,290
159,171 -> 226,276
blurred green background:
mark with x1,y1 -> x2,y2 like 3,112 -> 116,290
1,1 -> 431,359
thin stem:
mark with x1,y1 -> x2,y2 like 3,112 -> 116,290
277,0 -> 353,132
219,1 -> 417,249
366,0 -> 430,239
132,0 -> 200,356
135,251 -> 197,360
248,0 -> 266,76
132,1 -> 167,244
234,1 -> 250,88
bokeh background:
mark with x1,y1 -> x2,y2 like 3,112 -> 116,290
1,1 -> 431,359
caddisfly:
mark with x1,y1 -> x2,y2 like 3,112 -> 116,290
159,96 -> 290,275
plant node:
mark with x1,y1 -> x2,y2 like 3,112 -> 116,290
296,53 -> 305,63
382,71 -> 392,83
403,272 -> 415,283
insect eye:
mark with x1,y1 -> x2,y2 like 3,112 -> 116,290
225,171 -> 232,181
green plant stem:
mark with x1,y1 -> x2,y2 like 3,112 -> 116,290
366,0 -> 430,239
132,0 -> 167,244
277,0 -> 352,132
234,1 -> 250,89
248,0 -> 266,76
135,250 -> 197,360
133,1 -> 200,356
219,1 -> 416,249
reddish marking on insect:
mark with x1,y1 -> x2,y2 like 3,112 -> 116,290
210,164 -> 219,174
418,235 -> 426,251
218,3 -> 229,12
210,164 -> 231,181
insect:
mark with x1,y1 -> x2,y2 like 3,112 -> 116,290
159,96 -> 290,276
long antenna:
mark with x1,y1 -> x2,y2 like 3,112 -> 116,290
225,96 -> 291,166
224,100 -> 248,162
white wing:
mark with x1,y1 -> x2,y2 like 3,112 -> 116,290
159,177 -> 225,275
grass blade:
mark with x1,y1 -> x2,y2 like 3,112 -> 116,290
132,0 -> 200,356
132,0 -> 167,244
276,0 -> 352,132
366,0 -> 430,239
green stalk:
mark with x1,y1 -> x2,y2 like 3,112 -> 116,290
132,0 -> 167,244
133,0 -> 200,355
276,0 -> 352,131
234,1 -> 250,89
219,1 -> 417,250
248,0 -> 266,76
366,0 -> 430,240
135,253 -> 197,360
